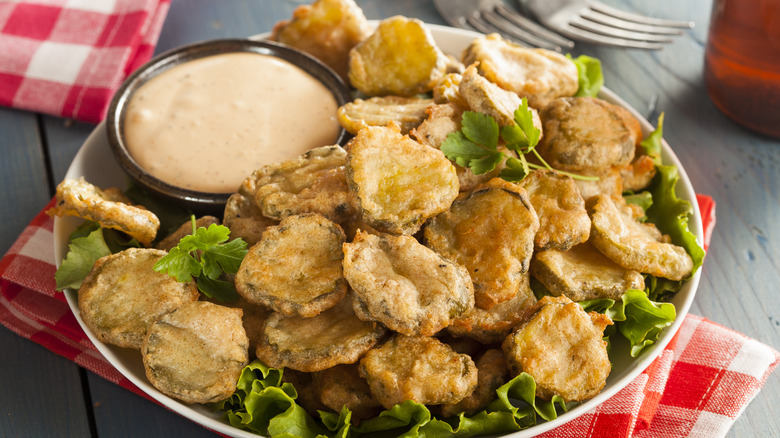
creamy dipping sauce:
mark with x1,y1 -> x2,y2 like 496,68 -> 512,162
124,52 -> 341,193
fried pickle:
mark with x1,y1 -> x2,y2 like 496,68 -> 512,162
314,363 -> 383,421
78,248 -> 199,349
502,295 -> 612,402
359,335 -> 478,409
271,0 -> 371,82
459,63 -> 523,127
236,213 -> 347,317
346,125 -> 459,235
338,96 -> 434,135
440,349 -> 509,417
348,16 -> 450,96
537,97 -> 641,172
589,194 -> 694,281
252,145 -> 355,224
462,34 -> 578,109
530,242 -> 645,301
519,170 -> 590,250
142,301 -> 249,404
424,178 -> 540,309
620,154 -> 657,192
343,231 -> 474,336
47,177 -> 159,245
447,272 -> 536,344
255,297 -> 387,372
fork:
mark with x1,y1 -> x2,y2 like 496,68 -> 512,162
433,0 -> 576,52
521,0 -> 694,49
433,0 -> 694,51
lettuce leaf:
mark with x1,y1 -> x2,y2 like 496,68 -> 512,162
54,221 -> 141,290
567,54 -> 604,97
580,289 -> 676,357
219,362 -> 572,438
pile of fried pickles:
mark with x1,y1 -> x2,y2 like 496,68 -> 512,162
50,0 -> 701,435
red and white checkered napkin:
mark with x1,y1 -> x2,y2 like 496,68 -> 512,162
0,0 -> 170,123
1,194 -> 778,437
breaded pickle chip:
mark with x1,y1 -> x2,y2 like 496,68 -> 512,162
156,216 -> 220,251
538,97 -> 641,172
621,154 -> 657,192
252,145 -> 355,224
589,195 -> 694,281
314,363 -> 382,421
282,369 -> 328,415
48,177 -> 159,245
338,96 -> 434,135
343,231 -> 475,336
256,298 -> 387,372
440,349 -> 509,417
573,167 -> 624,202
349,16 -> 450,96
410,102 -> 463,149
447,273 -> 536,344
425,178 -> 540,309
432,73 -> 467,107
502,296 -> 612,402
78,248 -> 199,349
459,63 -> 523,127
520,170 -> 590,250
142,301 -> 249,404
223,192 -> 277,247
530,242 -> 645,301
271,0 -> 371,81
462,34 -> 578,109
236,214 -> 347,317
346,125 -> 459,235
359,335 -> 478,409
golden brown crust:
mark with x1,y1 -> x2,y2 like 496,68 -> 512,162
271,0 -> 371,82
530,242 -> 645,301
519,170 -> 590,251
348,16 -> 450,96
314,363 -> 383,421
502,295 -> 612,402
537,97 -> 640,172
223,192 -> 278,247
589,194 -> 694,281
359,335 -> 478,409
346,125 -> 459,235
252,145 -> 356,224
338,96 -> 434,135
440,349 -> 509,417
78,248 -> 199,349
47,177 -> 160,245
236,214 -> 347,317
255,297 -> 387,372
343,231 -> 475,336
424,178 -> 539,309
461,34 -> 578,109
142,301 -> 249,404
447,273 -> 536,344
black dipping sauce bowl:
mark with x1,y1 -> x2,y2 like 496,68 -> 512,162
106,39 -> 351,216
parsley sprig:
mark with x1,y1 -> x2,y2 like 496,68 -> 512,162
440,98 -> 597,182
153,218 -> 248,302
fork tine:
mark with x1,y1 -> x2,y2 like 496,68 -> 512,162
580,8 -> 684,35
465,11 -> 530,47
558,24 -> 664,49
481,9 -> 568,51
590,1 -> 694,29
569,16 -> 675,43
494,4 -> 575,49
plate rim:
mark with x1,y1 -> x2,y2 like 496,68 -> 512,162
53,22 -> 704,438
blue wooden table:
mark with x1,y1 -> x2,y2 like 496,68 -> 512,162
1,0 -> 778,436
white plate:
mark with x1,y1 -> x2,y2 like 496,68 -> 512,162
54,23 -> 703,438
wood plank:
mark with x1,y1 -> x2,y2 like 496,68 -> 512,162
0,108 -> 51,255
0,329 -> 92,436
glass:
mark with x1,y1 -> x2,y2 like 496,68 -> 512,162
704,0 -> 780,138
